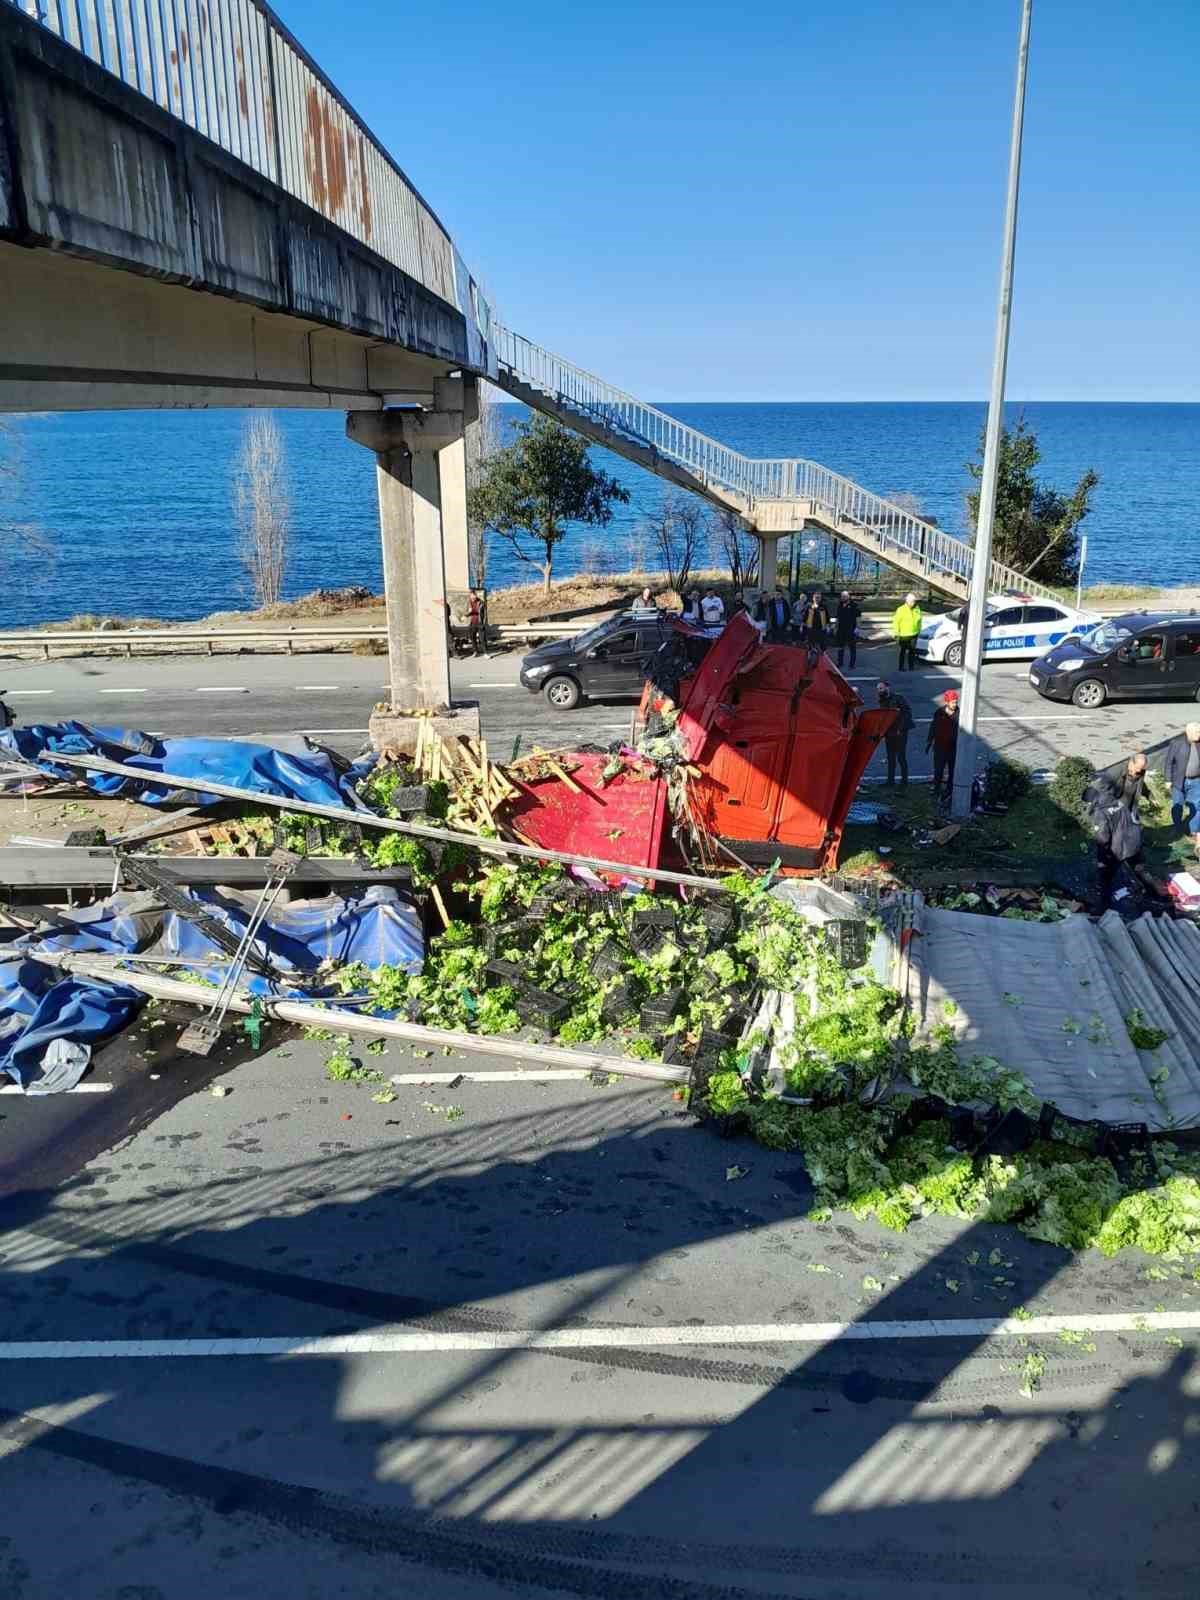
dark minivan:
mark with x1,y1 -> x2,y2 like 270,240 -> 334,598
519,611 -> 669,710
1029,612 -> 1200,708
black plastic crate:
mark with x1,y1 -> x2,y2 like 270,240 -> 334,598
698,903 -> 735,947
482,922 -> 524,957
661,1033 -> 691,1065
1099,1122 -> 1157,1188
590,941 -> 625,983
974,1107 -> 1038,1158
695,1026 -> 740,1065
387,784 -> 431,815
483,958 -> 524,989
601,979 -> 636,1024
632,904 -> 678,932
512,985 -> 571,1031
639,987 -> 682,1031
824,918 -> 870,969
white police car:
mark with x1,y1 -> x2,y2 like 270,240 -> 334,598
917,595 -> 1102,667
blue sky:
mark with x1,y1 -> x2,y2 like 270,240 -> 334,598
278,0 -> 1197,402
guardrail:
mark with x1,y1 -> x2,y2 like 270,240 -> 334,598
0,623 -> 574,660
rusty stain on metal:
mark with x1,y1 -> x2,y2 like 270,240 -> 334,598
179,29 -> 189,63
357,132 -> 372,239
199,3 -> 208,39
305,86 -> 327,210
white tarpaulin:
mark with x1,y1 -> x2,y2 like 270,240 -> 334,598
897,902 -> 1200,1131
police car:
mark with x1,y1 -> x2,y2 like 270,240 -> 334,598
916,595 -> 1102,667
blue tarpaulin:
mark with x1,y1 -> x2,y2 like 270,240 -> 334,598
0,722 -> 375,809
0,944 -> 143,1090
1,887 -> 423,1089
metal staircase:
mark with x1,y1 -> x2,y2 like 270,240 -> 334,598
490,325 -> 1059,603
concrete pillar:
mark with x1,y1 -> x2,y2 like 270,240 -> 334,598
757,534 -> 780,598
346,407 -> 465,714
439,433 -> 471,594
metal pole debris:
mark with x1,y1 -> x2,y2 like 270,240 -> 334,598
45,751 -> 735,893
33,950 -> 689,1086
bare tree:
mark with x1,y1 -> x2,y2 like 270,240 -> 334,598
715,507 -> 759,591
466,380 -> 505,588
649,491 -> 706,597
233,413 -> 290,609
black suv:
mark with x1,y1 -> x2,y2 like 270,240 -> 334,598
1029,612 -> 1200,708
519,611 -> 669,710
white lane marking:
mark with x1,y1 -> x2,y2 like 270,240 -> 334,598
389,1070 -> 592,1085
194,687 -> 250,694
6,689 -> 55,697
296,685 -> 340,692
3,1311 -> 1198,1361
0,1084 -> 111,1096
913,714 -> 1091,725
98,688 -> 148,695
468,683 -> 520,690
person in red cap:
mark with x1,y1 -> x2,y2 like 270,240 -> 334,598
926,689 -> 960,804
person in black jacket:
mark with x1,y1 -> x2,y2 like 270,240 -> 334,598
877,680 -> 913,786
801,589 -> 831,649
925,689 -> 960,803
1089,773 -> 1149,909
834,590 -> 861,669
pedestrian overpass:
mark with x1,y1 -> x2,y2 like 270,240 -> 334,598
0,0 -> 1057,716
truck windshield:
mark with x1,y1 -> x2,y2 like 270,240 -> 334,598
572,618 -> 621,651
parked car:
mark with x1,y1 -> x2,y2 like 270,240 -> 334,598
519,611 -> 671,710
1029,613 -> 1200,708
917,595 -> 1102,666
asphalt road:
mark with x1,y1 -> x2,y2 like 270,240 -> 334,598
0,1033 -> 1197,1599
2,638 -> 1195,776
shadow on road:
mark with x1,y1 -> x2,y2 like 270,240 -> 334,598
0,1082 -> 1195,1598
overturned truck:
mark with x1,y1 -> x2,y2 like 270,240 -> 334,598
507,613 -> 895,878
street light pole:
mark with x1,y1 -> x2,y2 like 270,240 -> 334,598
951,0 -> 1034,819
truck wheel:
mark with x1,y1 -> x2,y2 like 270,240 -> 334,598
544,675 -> 581,711
943,641 -> 963,667
1071,678 -> 1106,709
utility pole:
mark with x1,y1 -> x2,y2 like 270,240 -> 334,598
952,0 -> 1034,819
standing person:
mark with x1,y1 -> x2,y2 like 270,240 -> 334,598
893,592 -> 923,672
1163,722 -> 1200,852
761,586 -> 789,641
1119,750 -> 1148,810
877,680 -> 913,787
1089,773 -> 1148,909
835,590 -> 861,670
467,588 -> 488,658
926,688 -> 960,803
802,589 -> 831,649
700,588 -> 725,628
681,589 -> 701,624
634,586 -> 657,614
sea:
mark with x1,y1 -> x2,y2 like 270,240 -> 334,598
3,402 -> 1197,628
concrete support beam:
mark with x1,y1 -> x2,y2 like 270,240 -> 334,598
347,408 -> 465,716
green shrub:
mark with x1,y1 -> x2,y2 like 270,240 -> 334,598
983,756 -> 1033,806
1048,755 -> 1096,823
